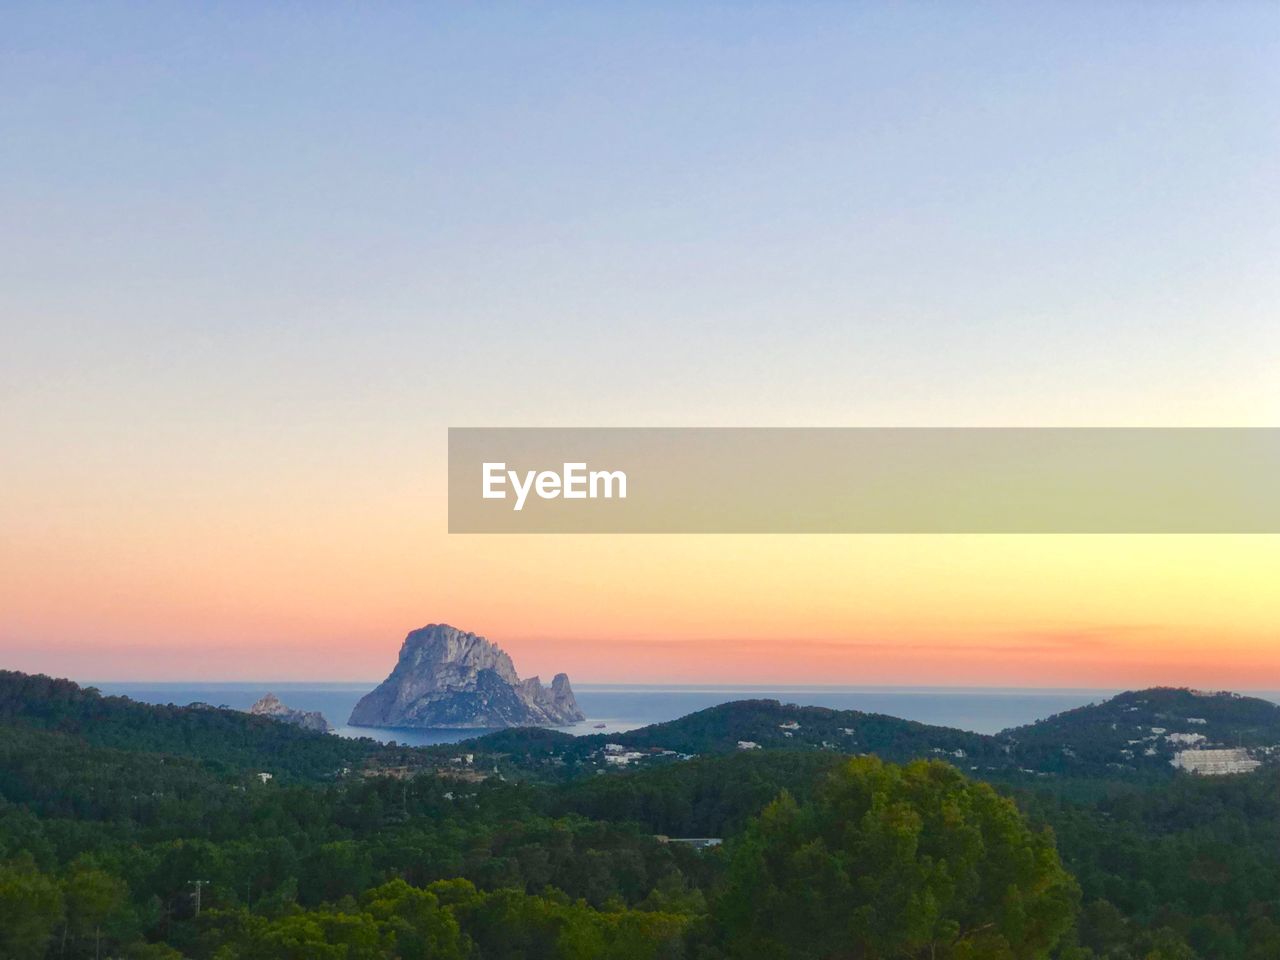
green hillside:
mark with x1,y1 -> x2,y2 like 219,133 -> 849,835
6,671 -> 1280,957
1005,687 -> 1280,777
441,698 -> 1020,781
0,670 -> 379,782
450,689 -> 1280,784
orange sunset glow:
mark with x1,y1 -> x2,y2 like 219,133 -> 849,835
4,493 -> 1278,687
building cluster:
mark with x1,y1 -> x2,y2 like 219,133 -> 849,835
1171,748 -> 1261,776
601,743 -> 683,766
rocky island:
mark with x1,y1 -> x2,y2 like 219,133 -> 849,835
248,692 -> 333,733
348,623 -> 585,729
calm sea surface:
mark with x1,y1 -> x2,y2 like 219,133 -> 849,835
90,682 -> 1164,747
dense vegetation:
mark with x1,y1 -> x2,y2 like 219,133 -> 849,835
708,756 -> 1078,959
1004,688 -> 1280,778
3,671 -> 1280,958
1020,771 -> 1280,959
0,672 -> 379,781
440,687 -> 1280,785
437,699 -> 1015,777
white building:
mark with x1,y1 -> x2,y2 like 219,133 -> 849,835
605,751 -> 645,766
660,837 -> 722,849
1171,748 -> 1260,776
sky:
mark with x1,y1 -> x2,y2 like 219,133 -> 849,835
2,3 -> 1279,686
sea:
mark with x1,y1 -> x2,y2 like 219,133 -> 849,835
90,683 -> 1148,747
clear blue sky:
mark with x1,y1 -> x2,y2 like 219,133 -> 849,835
4,3 -> 1277,431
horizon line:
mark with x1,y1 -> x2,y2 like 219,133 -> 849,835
79,679 -> 1280,695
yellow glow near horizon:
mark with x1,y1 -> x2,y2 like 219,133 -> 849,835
4,475 -> 1278,686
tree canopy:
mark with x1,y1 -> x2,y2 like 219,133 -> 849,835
710,757 -> 1079,959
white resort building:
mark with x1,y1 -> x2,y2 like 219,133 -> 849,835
1171,748 -> 1260,776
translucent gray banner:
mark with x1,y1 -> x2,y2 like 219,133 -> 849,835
448,428 -> 1280,533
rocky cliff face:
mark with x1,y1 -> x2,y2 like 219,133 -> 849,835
348,624 -> 585,729
248,693 -> 333,733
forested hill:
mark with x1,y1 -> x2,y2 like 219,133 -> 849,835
7,671 -> 1280,784
0,670 -> 378,780
7,670 -> 1280,957
611,698 -> 1008,761
427,698 -> 1020,778
1003,687 -> 1280,776
446,688 -> 1280,782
